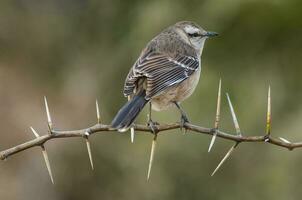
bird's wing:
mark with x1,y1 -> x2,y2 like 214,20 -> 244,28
123,51 -> 200,99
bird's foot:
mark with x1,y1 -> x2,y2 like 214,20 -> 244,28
148,120 -> 159,134
180,114 -> 189,134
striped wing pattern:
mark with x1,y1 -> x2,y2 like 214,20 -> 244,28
124,52 -> 200,99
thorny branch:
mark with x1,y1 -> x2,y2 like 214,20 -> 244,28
0,81 -> 301,183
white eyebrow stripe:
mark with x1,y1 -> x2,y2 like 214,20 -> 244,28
184,26 -> 200,34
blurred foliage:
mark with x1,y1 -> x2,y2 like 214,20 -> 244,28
0,0 -> 302,199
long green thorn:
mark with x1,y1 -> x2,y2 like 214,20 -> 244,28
211,142 -> 239,176
30,127 -> 54,183
130,128 -> 135,143
44,96 -> 53,131
30,126 -> 40,138
208,79 -> 222,152
147,135 -> 157,181
41,145 -> 54,184
85,133 -> 94,170
128,96 -> 135,143
226,93 -> 241,135
265,86 -> 271,142
279,137 -> 290,144
96,99 -> 101,124
208,134 -> 217,153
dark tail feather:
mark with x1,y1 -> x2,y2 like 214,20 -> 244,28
111,91 -> 148,132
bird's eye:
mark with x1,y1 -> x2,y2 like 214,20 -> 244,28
188,32 -> 200,37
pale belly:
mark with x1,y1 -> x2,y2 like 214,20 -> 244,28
151,67 -> 201,111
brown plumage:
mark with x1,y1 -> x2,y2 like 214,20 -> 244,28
111,21 -> 218,132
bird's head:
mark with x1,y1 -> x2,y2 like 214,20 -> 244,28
174,21 -> 218,54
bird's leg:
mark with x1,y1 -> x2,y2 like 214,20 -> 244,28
147,102 -> 159,134
174,102 -> 189,132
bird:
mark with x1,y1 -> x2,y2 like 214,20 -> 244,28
111,21 -> 218,133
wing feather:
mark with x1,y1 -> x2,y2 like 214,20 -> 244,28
123,51 -> 200,99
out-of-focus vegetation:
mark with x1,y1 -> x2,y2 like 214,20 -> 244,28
0,0 -> 302,199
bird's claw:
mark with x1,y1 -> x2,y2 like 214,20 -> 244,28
148,120 -> 159,134
180,114 -> 189,134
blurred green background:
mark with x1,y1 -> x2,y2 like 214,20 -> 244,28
1,0 -> 302,199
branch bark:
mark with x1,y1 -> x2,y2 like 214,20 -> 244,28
1,83 -> 300,182
0,122 -> 300,161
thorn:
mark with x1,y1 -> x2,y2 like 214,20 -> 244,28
211,143 -> 238,176
208,79 -> 221,153
266,86 -> 271,136
208,133 -> 217,153
30,126 -> 40,138
130,128 -> 135,143
128,96 -> 135,142
214,79 -> 222,130
41,146 -> 54,184
226,93 -> 241,135
96,99 -> 101,124
85,136 -> 94,170
147,135 -> 157,181
279,137 -> 290,144
44,96 -> 53,131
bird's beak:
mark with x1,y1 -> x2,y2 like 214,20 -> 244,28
204,31 -> 219,38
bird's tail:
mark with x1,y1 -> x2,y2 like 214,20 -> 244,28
111,90 -> 148,132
